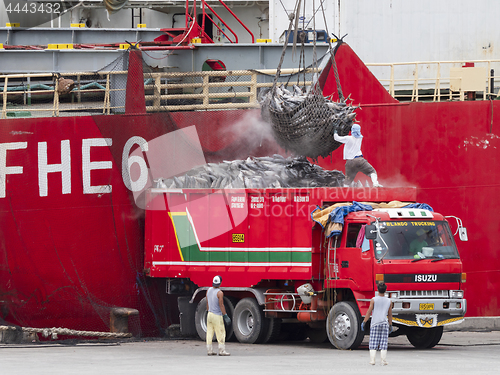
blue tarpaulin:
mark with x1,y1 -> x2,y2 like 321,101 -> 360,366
312,201 -> 434,238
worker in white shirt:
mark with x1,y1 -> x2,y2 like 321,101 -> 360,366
334,124 -> 382,188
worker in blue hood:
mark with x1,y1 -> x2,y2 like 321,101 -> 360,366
334,123 -> 382,187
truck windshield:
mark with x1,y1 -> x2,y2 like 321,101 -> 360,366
372,221 -> 460,260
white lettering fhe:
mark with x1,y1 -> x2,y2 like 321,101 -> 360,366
0,136 -> 148,198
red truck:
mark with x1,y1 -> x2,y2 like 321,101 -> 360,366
144,187 -> 467,349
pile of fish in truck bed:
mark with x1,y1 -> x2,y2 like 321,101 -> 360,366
259,85 -> 358,159
155,154 -> 345,189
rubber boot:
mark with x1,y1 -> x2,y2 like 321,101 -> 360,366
369,350 -> 376,365
370,173 -> 383,188
207,345 -> 216,356
381,349 -> 388,365
218,344 -> 230,356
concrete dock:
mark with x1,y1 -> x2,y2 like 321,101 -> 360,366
1,330 -> 499,375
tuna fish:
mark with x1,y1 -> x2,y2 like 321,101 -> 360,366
155,155 -> 345,189
259,84 -> 358,159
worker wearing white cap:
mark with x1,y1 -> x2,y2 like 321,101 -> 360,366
206,275 -> 231,356
334,123 -> 382,187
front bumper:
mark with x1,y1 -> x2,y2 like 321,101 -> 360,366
391,298 -> 466,328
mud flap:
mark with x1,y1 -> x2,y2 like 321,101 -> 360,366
178,296 -> 197,336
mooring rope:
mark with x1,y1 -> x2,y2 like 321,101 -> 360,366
0,325 -> 132,340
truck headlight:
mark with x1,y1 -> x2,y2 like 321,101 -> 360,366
450,290 -> 464,299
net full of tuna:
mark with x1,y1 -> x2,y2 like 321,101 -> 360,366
259,84 -> 358,160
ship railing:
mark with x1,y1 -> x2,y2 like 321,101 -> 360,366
199,0 -> 255,43
0,68 -> 319,118
3,61 -> 500,119
366,59 -> 500,102
0,71 -> 129,119
143,68 -> 319,111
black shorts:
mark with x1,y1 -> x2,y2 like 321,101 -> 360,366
345,158 -> 376,185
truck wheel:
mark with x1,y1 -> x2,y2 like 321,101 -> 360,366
233,298 -> 266,344
263,318 -> 281,343
407,326 -> 443,349
326,301 -> 364,350
428,326 -> 444,347
225,296 -> 238,342
194,296 -> 235,342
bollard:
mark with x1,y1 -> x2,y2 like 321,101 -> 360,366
110,307 -> 139,334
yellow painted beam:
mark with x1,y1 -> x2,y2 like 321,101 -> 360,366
47,44 -> 74,50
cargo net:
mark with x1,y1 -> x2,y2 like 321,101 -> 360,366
0,48 -> 167,118
259,82 -> 357,159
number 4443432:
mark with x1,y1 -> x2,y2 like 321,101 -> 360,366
6,2 -> 61,14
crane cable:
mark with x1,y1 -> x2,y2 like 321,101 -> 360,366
270,0 -> 302,96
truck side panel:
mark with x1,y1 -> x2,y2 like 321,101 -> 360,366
146,188 -> 315,288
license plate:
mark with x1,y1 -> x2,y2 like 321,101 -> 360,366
419,303 -> 434,310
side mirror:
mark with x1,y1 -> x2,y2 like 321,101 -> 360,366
365,225 -> 377,240
445,216 -> 468,242
458,227 -> 468,241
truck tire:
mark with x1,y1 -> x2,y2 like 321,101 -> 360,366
407,326 -> 443,349
194,296 -> 235,342
428,326 -> 444,348
225,296 -> 238,342
326,301 -> 364,350
263,318 -> 281,344
233,298 -> 266,344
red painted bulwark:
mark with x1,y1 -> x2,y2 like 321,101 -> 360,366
320,43 -> 398,105
126,50 -> 146,114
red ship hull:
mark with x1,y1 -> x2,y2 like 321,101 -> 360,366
0,43 -> 498,337
0,109 -> 279,335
